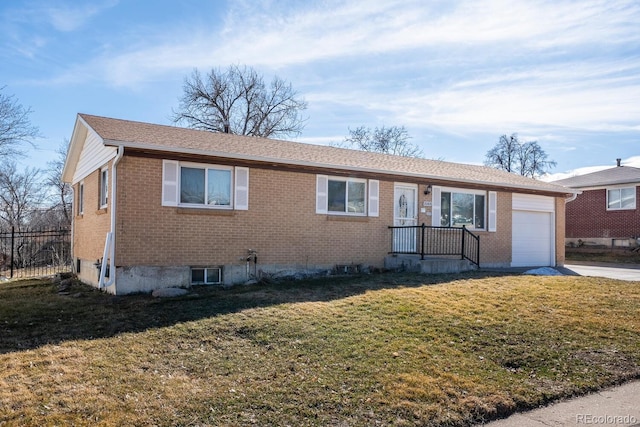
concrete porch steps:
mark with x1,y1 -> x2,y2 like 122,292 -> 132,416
384,254 -> 477,274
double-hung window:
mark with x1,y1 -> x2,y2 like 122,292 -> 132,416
440,190 -> 486,230
328,177 -> 366,214
316,175 -> 379,217
99,168 -> 108,208
607,187 -> 636,210
162,160 -> 249,210
180,164 -> 233,207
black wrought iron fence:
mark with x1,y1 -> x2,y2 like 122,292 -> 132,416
389,223 -> 480,266
0,227 -> 72,279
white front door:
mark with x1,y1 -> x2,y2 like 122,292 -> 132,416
393,184 -> 418,252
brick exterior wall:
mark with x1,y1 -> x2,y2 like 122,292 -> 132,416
115,155 -> 392,268
565,187 -> 640,240
72,161 -> 112,277
72,153 -> 567,290
115,155 -> 567,267
477,192 -> 514,266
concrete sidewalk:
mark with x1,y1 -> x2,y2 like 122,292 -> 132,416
560,262 -> 640,281
478,380 -> 640,426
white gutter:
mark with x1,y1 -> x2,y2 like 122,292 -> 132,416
565,190 -> 581,203
98,145 -> 124,289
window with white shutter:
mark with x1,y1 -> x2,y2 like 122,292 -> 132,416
162,160 -> 248,210
316,175 -> 377,216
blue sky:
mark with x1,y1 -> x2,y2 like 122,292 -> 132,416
1,0 -> 639,180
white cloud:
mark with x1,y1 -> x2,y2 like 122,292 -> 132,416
42,0 -> 639,86
45,0 -> 118,32
382,58 -> 640,137
2,0 -> 119,33
22,0 -> 640,155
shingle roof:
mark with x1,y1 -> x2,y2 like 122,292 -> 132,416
75,113 -> 572,195
552,166 -> 640,189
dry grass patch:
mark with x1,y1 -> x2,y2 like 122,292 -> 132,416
566,247 -> 640,264
1,272 -> 639,426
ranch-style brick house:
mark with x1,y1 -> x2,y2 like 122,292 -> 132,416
62,114 -> 574,294
552,160 -> 640,248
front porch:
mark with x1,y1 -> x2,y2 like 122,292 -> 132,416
384,254 -> 478,274
386,224 -> 480,274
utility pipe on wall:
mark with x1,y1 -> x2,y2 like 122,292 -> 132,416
99,145 -> 124,289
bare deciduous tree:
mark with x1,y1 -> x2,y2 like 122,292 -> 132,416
173,65 -> 308,139
0,162 -> 45,230
0,87 -> 39,158
485,133 -> 556,178
341,125 -> 423,157
44,141 -> 72,228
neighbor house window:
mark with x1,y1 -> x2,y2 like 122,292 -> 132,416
327,177 -> 366,214
191,267 -> 222,284
99,168 -> 108,208
180,164 -> 233,207
607,187 -> 636,210
440,190 -> 486,229
78,182 -> 84,215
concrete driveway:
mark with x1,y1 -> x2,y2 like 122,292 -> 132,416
560,262 -> 640,281
479,379 -> 640,426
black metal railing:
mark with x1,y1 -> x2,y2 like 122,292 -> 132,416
389,223 -> 480,266
0,227 -> 72,279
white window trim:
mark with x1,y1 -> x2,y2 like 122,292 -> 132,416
438,186 -> 487,196
606,186 -> 636,211
78,181 -> 84,215
191,266 -> 223,284
368,179 -> 379,217
322,176 -> 368,216
178,161 -> 234,209
488,191 -> 497,232
234,167 -> 249,211
162,160 -> 179,207
438,186 -> 488,231
99,167 -> 108,209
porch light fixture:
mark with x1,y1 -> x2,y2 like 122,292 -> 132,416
424,184 -> 432,195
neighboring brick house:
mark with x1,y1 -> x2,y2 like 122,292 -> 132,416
62,114 -> 574,294
552,160 -> 640,248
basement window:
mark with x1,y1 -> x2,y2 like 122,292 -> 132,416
191,267 -> 222,285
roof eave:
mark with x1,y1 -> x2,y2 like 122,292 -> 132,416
104,139 -> 573,197
567,181 -> 640,190
62,115 -> 89,183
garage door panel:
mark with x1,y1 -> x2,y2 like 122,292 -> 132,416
512,211 -> 553,267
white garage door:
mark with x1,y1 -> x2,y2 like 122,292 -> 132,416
512,210 -> 554,267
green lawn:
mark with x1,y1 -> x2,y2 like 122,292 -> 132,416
1,272 -> 639,426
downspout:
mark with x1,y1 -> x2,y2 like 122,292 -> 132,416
565,192 -> 579,203
69,186 -> 75,273
99,145 -> 124,288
